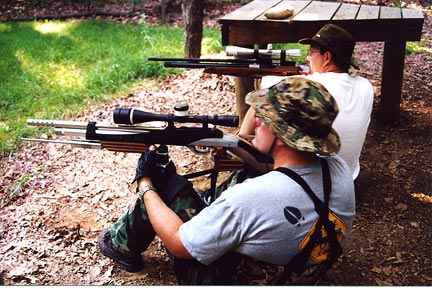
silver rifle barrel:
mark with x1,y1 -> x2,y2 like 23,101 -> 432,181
54,127 -> 146,137
54,128 -> 87,137
27,119 -> 89,129
21,138 -> 102,149
27,119 -> 166,132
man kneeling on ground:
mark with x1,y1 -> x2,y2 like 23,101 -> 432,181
98,77 -> 356,285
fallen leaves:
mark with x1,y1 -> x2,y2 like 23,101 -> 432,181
395,203 -> 408,211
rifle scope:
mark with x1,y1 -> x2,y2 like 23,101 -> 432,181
114,108 -> 239,127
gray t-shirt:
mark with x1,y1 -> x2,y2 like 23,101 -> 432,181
179,155 -> 355,266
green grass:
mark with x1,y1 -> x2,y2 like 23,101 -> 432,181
0,20 -> 226,155
406,40 -> 432,56
272,43 -> 308,63
1,17 -> 429,156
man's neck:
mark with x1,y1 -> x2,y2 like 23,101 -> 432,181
273,147 -> 317,168
321,63 -> 347,74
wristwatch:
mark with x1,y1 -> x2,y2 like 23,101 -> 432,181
137,184 -> 157,201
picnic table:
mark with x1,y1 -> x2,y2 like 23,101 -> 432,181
219,0 -> 424,124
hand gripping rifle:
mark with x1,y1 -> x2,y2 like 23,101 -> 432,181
22,104 -> 271,194
149,44 -> 308,78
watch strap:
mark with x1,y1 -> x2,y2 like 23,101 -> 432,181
137,184 -> 157,201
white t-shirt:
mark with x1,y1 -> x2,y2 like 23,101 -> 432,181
179,156 -> 355,266
261,73 -> 373,179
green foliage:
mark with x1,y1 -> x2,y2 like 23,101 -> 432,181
0,167 -> 42,208
272,43 -> 308,64
406,40 -> 431,55
0,20 -> 222,155
202,29 -> 223,55
376,40 -> 430,59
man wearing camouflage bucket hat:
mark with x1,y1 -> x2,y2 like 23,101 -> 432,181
240,23 -> 374,180
98,77 -> 355,285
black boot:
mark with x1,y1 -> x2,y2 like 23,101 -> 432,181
98,229 -> 145,272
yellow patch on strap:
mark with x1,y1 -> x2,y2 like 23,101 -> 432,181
298,211 -> 347,263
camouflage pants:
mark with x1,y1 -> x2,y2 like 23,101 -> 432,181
108,166 -> 252,258
108,185 -> 201,258
108,167 -> 327,285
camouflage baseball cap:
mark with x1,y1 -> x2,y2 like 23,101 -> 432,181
245,77 -> 340,156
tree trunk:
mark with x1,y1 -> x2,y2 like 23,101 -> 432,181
182,0 -> 203,58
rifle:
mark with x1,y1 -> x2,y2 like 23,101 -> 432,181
149,44 -> 307,78
22,104 -> 271,193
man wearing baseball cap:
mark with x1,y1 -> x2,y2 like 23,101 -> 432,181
98,77 -> 356,285
240,24 -> 374,180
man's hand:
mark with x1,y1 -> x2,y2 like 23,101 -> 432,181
132,145 -> 177,192
132,147 -> 157,184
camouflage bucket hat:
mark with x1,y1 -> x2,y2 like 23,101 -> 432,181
299,23 -> 359,69
245,77 -> 341,156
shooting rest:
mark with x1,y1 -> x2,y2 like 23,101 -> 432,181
218,0 -> 425,124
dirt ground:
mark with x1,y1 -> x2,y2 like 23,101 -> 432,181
1,0 -> 431,286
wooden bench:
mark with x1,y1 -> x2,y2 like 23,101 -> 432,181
218,0 -> 425,124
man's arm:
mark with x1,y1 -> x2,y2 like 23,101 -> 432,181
138,177 -> 193,259
238,106 -> 256,136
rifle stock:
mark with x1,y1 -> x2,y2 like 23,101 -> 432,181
204,65 -> 299,78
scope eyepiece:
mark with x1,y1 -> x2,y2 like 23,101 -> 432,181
113,108 -> 239,127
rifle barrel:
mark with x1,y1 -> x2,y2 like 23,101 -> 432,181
54,127 -> 147,137
21,138 -> 102,149
149,57 -> 272,65
164,62 -> 276,69
27,119 -> 89,129
204,65 -> 299,78
27,119 -> 166,130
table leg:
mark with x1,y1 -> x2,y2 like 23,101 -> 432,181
234,77 -> 254,125
378,41 -> 406,124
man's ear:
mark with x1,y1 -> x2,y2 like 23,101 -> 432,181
324,51 -> 330,62
276,138 -> 286,147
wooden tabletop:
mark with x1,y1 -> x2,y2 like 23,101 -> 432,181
219,0 -> 424,45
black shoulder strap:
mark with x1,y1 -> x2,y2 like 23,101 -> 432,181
276,158 -> 330,216
275,158 -> 342,284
